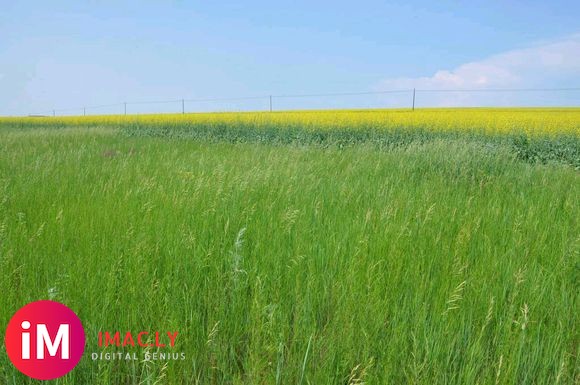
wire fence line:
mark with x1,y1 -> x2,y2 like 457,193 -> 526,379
16,87 -> 580,117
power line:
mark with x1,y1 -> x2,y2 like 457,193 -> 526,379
273,90 -> 410,98
3,87 -> 580,117
184,96 -> 269,103
416,87 -> 580,93
127,99 -> 182,105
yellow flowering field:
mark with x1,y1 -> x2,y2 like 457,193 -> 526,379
1,107 -> 579,136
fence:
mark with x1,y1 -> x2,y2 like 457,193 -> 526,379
15,87 -> 580,117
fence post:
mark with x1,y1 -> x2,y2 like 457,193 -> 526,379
269,95 -> 273,112
412,88 -> 416,111
182,99 -> 185,114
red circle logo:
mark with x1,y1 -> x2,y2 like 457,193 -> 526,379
4,300 -> 85,380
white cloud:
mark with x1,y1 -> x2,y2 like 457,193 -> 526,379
374,34 -> 580,107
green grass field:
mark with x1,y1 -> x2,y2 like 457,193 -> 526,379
0,109 -> 578,384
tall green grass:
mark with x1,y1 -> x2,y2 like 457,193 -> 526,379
0,125 -> 578,384
120,123 -> 580,168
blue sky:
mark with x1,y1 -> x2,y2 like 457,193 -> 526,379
1,0 -> 579,115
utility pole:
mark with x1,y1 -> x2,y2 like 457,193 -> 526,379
83,107 -> 86,116
53,110 -> 55,117
412,88 -> 416,111
182,99 -> 185,114
269,95 -> 273,112
124,102 -> 127,115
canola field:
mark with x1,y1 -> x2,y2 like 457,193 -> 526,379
3,108 -> 580,135
0,108 -> 579,384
